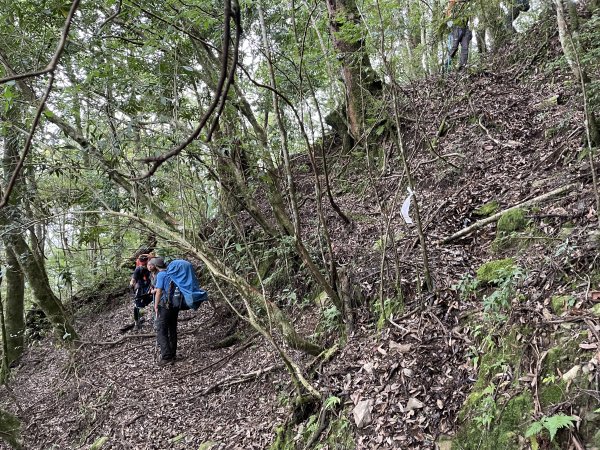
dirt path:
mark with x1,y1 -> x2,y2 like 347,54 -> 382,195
4,300 -> 288,449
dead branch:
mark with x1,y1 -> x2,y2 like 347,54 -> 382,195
194,363 -> 283,398
440,183 -> 579,244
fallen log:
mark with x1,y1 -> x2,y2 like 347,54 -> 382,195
440,183 -> 579,244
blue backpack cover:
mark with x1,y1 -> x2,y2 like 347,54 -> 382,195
166,260 -> 208,310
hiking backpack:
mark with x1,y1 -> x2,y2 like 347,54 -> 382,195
165,260 -> 208,310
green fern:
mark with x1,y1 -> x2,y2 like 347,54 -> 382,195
324,395 -> 341,411
525,413 -> 576,442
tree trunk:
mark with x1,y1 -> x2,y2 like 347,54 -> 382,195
554,0 -> 582,79
325,0 -> 382,140
0,100 -> 78,342
3,225 -> 78,341
0,270 -> 9,383
554,0 -> 600,145
4,247 -> 25,365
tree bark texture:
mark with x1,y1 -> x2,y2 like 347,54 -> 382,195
326,0 -> 382,140
4,247 -> 25,365
2,224 -> 78,341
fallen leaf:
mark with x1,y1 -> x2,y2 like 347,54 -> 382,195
405,397 -> 425,412
542,308 -> 553,321
562,365 -> 581,382
353,399 -> 374,428
389,341 -> 412,353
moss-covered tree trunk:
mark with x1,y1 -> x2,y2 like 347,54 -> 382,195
2,224 -> 77,341
4,247 -> 25,365
325,0 -> 382,140
1,103 -> 77,342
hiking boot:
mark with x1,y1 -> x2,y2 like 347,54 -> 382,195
157,358 -> 173,367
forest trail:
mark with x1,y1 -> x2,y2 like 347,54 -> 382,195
7,299 -> 288,449
2,28 -> 598,450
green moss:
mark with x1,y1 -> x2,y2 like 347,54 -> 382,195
458,391 -> 485,422
476,258 -> 516,284
542,336 -> 584,378
454,393 -> 533,450
539,381 -> 566,407
544,347 -> 563,376
474,201 -> 500,217
437,436 -> 453,450
498,393 -> 533,436
550,296 -> 573,315
269,425 -> 294,450
326,415 -> 355,448
270,411 -> 355,450
475,335 -> 522,391
576,410 -> 600,448
497,208 -> 527,233
590,303 -> 600,317
0,409 -> 22,450
594,429 -> 600,447
454,327 -> 533,450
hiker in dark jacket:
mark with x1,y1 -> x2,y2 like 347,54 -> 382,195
151,257 -> 180,366
130,254 -> 152,331
446,0 -> 473,71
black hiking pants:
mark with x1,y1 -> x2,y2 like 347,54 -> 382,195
448,26 -> 472,69
133,292 -> 153,323
156,305 -> 179,360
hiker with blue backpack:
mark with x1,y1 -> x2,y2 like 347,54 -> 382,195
150,257 -> 208,366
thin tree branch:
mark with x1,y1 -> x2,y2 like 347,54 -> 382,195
206,0 -> 241,141
0,73 -> 55,208
0,0 -> 81,207
0,0 -> 81,85
133,0 -> 238,179
94,0 -> 123,35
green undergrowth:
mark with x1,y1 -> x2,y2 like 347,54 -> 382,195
0,409 -> 22,450
372,295 -> 404,330
451,319 -> 598,449
475,258 -> 516,284
270,408 -> 355,450
473,200 -> 499,217
73,267 -> 131,315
